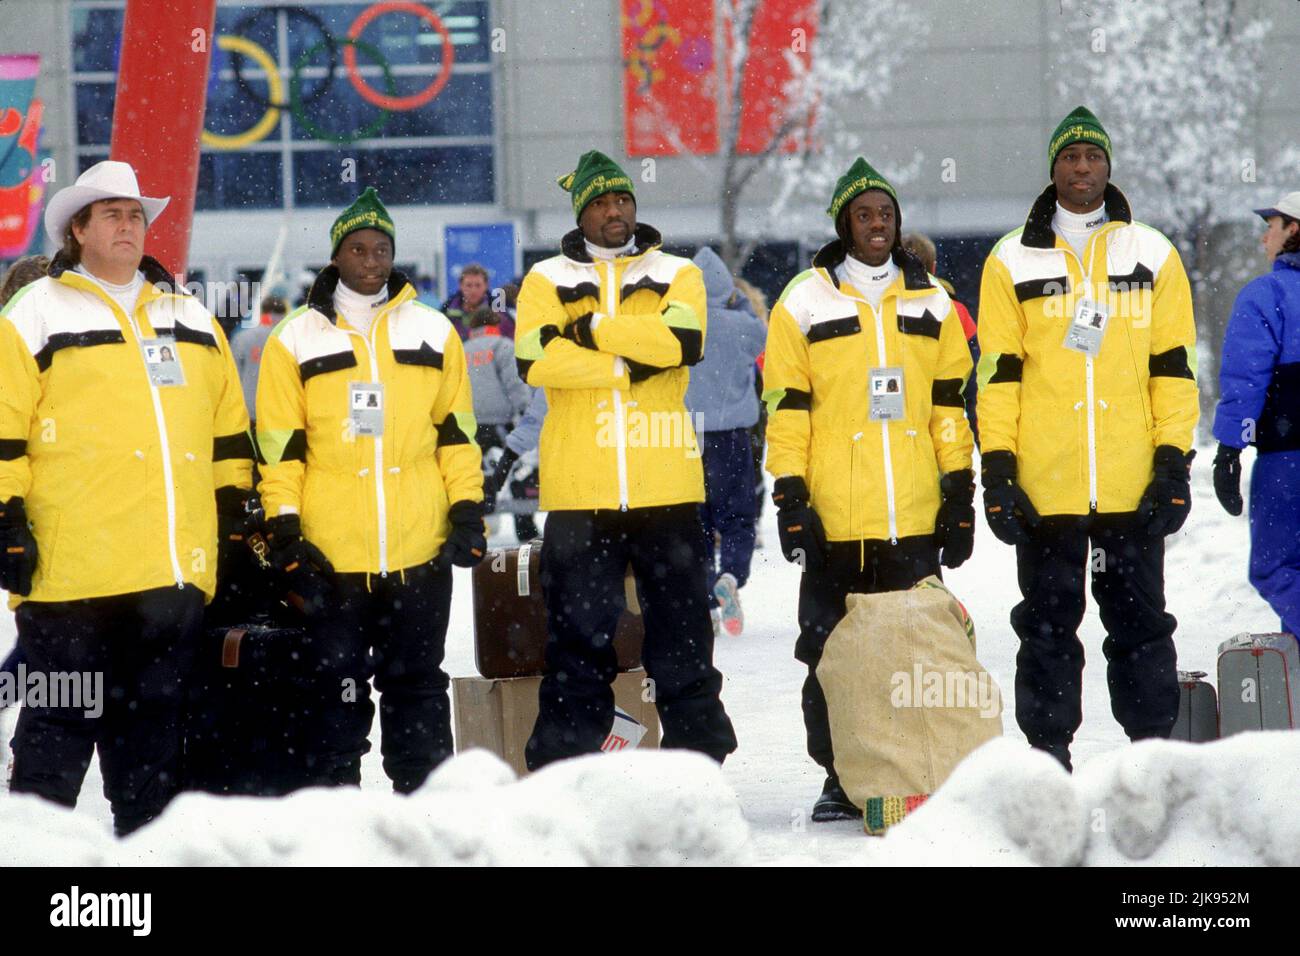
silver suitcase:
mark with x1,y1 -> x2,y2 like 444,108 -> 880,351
1216,633 -> 1300,736
1172,670 -> 1218,742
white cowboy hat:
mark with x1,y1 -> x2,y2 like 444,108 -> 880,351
43,160 -> 170,245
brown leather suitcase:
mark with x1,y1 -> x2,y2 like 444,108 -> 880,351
472,540 -> 644,679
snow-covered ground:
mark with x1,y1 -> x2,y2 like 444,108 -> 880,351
1,445 -> 1291,865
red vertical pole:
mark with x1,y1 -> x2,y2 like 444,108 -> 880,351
109,0 -> 218,278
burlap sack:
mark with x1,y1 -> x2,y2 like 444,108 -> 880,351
816,577 -> 1003,832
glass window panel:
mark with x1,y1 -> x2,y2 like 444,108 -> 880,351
78,152 -> 109,175
288,70 -> 490,141
75,84 -> 117,147
293,145 -> 492,208
203,74 -> 284,143
285,2 -> 489,68
72,7 -> 124,73
196,151 -> 284,211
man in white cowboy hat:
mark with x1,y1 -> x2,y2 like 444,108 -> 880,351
0,160 -> 255,835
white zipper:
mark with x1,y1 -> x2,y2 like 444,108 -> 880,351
865,299 -> 899,543
1085,354 -> 1098,510
123,302 -> 185,588
1066,237 -> 1103,512
605,260 -> 630,510
341,316 -> 390,575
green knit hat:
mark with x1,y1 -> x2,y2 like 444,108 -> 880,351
827,156 -> 900,236
1048,106 -> 1112,175
330,187 -> 396,256
558,150 -> 636,220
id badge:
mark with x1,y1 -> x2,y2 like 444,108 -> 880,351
1063,297 -> 1109,357
349,382 -> 384,437
141,337 -> 185,387
869,366 -> 906,421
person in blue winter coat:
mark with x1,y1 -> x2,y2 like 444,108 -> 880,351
686,247 -> 767,636
1212,191 -> 1300,638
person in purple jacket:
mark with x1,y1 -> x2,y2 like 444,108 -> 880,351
1212,191 -> 1300,638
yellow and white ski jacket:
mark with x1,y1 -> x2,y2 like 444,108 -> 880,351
0,255 -> 253,606
763,243 -> 974,542
255,267 -> 482,574
977,184 -> 1199,516
514,224 -> 707,511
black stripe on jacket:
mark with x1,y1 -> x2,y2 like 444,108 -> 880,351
300,350 -> 359,382
436,415 -> 473,447
1149,346 -> 1194,380
170,322 -> 219,349
213,432 -> 255,462
775,388 -> 811,412
1108,264 -> 1155,292
392,342 -> 444,369
0,438 -> 26,461
897,310 -> 941,340
807,316 -> 860,344
34,330 -> 126,372
932,378 -> 965,408
273,429 -> 308,464
555,282 -> 601,305
988,354 -> 1023,384
1014,277 -> 1070,302
620,276 -> 671,300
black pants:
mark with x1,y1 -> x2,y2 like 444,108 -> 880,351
1012,514 -> 1179,751
303,562 -> 453,792
796,537 -> 939,775
11,585 -> 204,836
526,505 -> 738,770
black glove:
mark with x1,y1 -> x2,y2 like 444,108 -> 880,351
772,476 -> 828,571
485,449 -> 519,505
1139,445 -> 1195,536
563,312 -> 599,350
623,358 -> 666,384
433,499 -> 487,570
981,450 -> 1041,546
263,513 -> 335,615
1212,443 -> 1243,517
0,497 -> 38,597
935,469 -> 975,569
215,485 -> 264,577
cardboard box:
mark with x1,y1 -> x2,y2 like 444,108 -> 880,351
452,670 -> 660,776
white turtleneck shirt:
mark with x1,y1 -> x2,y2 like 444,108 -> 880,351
837,254 -> 899,310
334,279 -> 390,337
585,237 -> 635,261
1052,202 -> 1108,262
76,263 -> 144,318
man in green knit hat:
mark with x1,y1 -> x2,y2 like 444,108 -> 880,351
515,148 -> 737,770
977,106 -> 1199,771
255,186 -> 486,791
763,156 -> 975,819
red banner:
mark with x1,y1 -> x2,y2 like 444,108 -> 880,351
622,0 -> 718,156
735,0 -> 816,155
111,0 -> 217,277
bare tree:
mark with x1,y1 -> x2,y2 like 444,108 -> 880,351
717,0 -> 929,272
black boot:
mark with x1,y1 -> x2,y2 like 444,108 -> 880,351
1030,740 -> 1073,774
811,774 -> 862,822
515,515 -> 539,542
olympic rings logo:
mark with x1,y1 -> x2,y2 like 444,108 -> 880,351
201,1 -> 457,152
